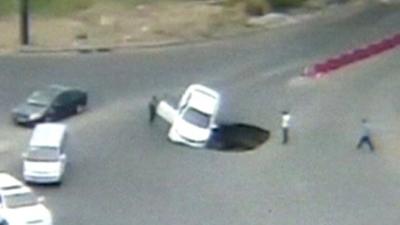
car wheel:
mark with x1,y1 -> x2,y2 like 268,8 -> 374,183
76,104 -> 85,114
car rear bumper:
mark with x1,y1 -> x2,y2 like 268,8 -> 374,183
23,173 -> 62,184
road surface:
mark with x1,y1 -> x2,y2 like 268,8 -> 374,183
0,2 -> 400,225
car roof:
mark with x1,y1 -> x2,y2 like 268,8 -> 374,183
29,123 -> 66,148
43,84 -> 73,96
0,173 -> 33,197
46,85 -> 84,96
0,173 -> 24,191
49,84 -> 85,93
185,84 -> 220,114
28,85 -> 71,103
43,84 -> 79,96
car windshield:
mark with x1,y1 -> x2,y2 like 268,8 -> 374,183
26,146 -> 59,161
27,87 -> 61,106
23,102 -> 47,110
182,107 -> 211,128
4,192 -> 38,208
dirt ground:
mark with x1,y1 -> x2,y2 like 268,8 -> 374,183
0,0 -> 389,51
0,1 -> 251,50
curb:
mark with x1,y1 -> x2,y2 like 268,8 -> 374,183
17,40 -> 183,54
303,32 -> 400,78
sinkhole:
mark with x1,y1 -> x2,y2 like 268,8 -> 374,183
206,123 -> 270,151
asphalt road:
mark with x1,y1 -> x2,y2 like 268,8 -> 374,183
1,2 -> 400,225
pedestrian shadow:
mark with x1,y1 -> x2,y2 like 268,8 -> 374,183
206,123 -> 270,152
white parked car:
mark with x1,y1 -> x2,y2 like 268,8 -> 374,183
0,173 -> 52,225
23,123 -> 67,184
168,84 -> 220,147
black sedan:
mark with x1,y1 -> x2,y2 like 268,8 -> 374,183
12,85 -> 88,126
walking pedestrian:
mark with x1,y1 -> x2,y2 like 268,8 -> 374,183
149,96 -> 159,124
281,111 -> 291,144
356,118 -> 374,151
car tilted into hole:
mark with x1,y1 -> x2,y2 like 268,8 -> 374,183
12,84 -> 87,126
23,123 -> 67,184
168,84 -> 220,148
0,173 -> 52,225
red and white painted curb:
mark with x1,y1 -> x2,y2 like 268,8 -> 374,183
303,32 -> 400,78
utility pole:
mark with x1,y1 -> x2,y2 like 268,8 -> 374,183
20,0 -> 30,45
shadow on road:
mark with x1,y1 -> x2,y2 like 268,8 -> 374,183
207,123 -> 270,152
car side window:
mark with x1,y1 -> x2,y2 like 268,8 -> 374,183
55,92 -> 74,106
179,94 -> 191,113
53,93 -> 65,106
66,91 -> 79,104
70,91 -> 80,102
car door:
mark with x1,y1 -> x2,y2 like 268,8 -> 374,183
59,136 -> 67,176
52,92 -> 71,119
63,91 -> 79,117
69,90 -> 84,109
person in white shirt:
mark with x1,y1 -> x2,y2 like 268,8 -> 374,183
281,111 -> 291,144
356,118 -> 374,151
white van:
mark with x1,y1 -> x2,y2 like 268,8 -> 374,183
23,123 -> 67,184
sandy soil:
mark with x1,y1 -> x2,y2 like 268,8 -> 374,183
0,1 -> 249,50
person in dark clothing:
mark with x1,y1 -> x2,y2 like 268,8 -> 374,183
357,118 -> 374,151
149,96 -> 159,124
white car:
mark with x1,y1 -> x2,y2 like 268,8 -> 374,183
23,123 -> 67,184
0,173 -> 52,225
168,84 -> 220,147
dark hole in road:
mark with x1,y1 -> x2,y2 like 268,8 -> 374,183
207,123 -> 270,151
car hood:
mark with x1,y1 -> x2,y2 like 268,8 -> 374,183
174,118 -> 211,142
13,103 -> 46,116
2,204 -> 51,224
24,160 -> 61,173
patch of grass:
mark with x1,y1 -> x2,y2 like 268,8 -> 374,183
0,0 -> 17,16
269,0 -> 307,8
245,0 -> 271,16
31,0 -> 95,15
226,0 -> 306,14
0,0 -> 178,16
225,0 -> 272,16
29,0 -> 187,16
